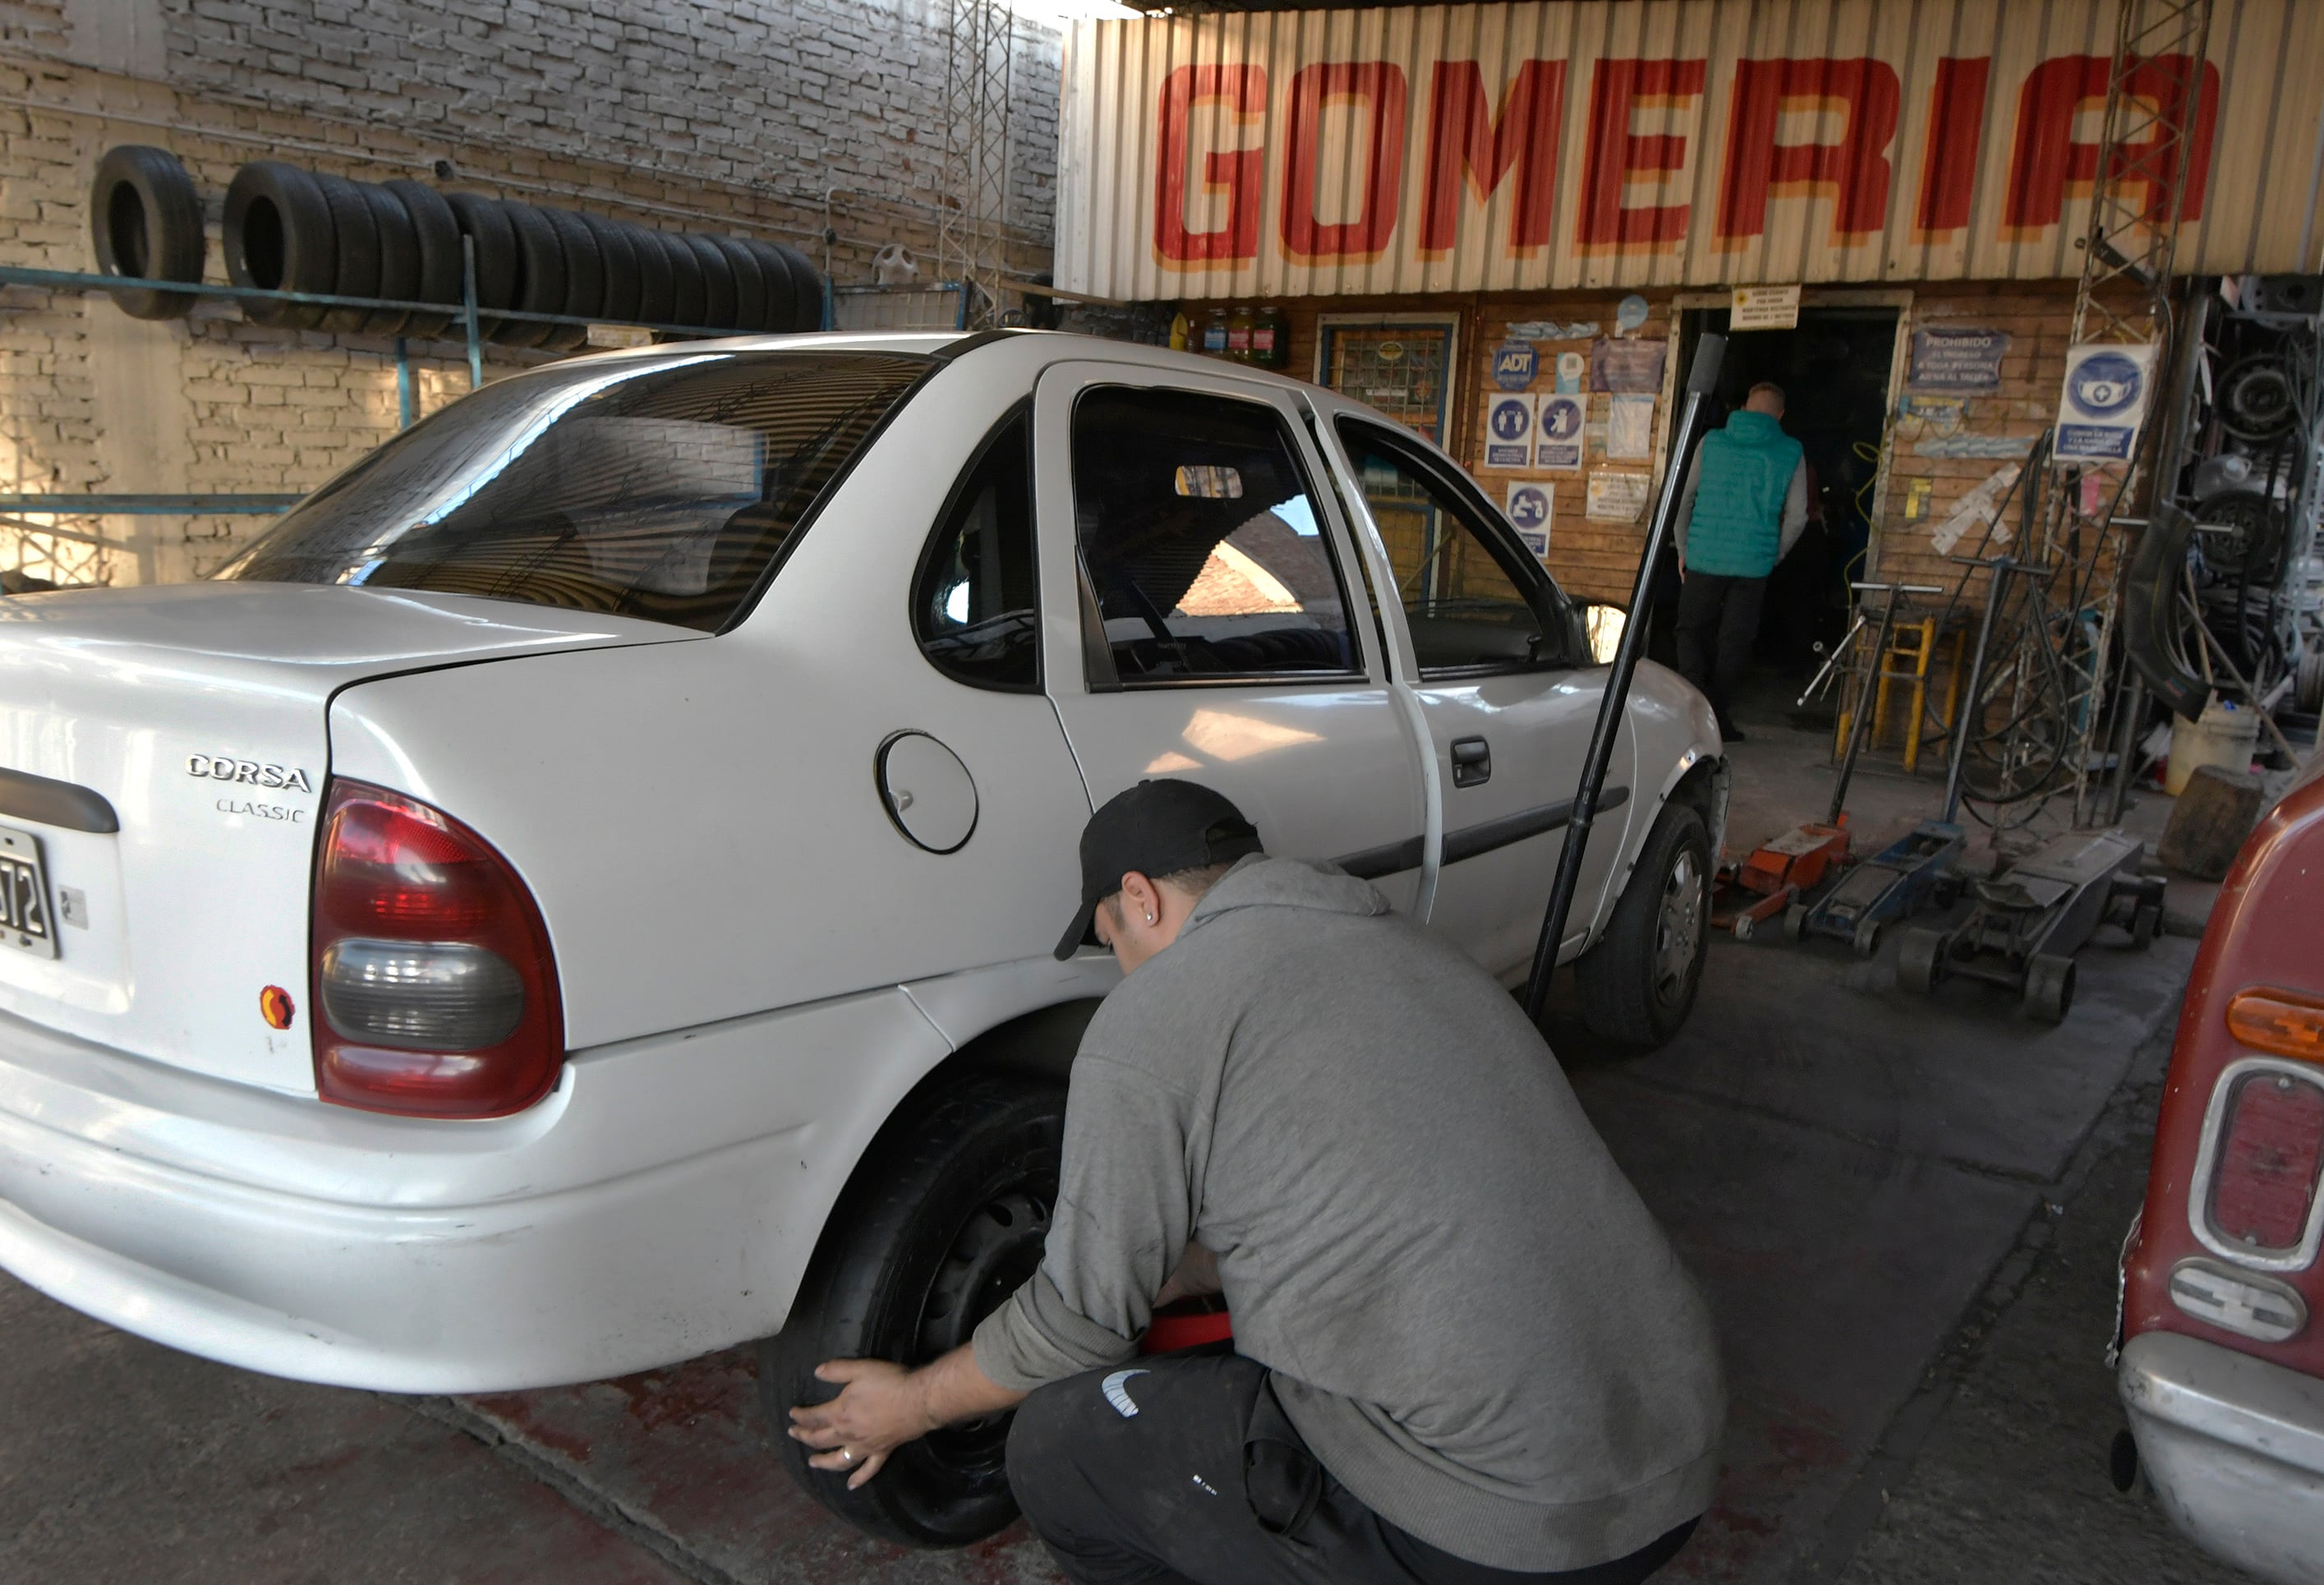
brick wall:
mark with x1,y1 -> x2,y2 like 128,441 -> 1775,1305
0,0 -> 1061,584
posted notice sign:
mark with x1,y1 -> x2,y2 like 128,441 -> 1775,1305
1484,393 -> 1535,468
1731,285 -> 1801,330
2055,344 -> 2159,462
1505,481 -> 1553,557
1535,394 -> 1585,470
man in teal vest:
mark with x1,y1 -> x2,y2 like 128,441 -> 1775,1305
1671,381 -> 1808,740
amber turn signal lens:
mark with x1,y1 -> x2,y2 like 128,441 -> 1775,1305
260,984 -> 297,1030
2227,989 -> 2324,1062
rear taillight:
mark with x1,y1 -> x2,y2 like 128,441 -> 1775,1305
2199,1062 -> 2324,1265
313,779 -> 563,1118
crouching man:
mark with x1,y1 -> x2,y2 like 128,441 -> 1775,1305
791,779 -> 1725,1583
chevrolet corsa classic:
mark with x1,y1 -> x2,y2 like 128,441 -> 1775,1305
0,331 -> 1723,1545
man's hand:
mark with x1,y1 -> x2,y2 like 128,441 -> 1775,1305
789,1345 -> 1026,1491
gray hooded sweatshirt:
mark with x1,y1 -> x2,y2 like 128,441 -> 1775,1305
973,856 -> 1725,1573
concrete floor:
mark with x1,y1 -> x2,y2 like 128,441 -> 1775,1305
0,705 -> 2249,1583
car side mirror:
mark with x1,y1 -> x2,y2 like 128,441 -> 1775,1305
1576,599 -> 1627,666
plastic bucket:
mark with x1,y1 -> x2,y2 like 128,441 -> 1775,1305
2166,697 -> 2262,795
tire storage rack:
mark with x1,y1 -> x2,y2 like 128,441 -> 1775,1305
1,145 -> 831,528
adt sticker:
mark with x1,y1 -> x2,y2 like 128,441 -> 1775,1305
1491,339 -> 1538,390
2055,343 -> 2157,462
1535,394 -> 1584,470
1484,394 -> 1535,468
1505,482 -> 1553,557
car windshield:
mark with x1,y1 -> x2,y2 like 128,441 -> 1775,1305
219,349 -> 932,631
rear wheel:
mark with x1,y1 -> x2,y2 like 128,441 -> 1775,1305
759,1076 -> 1063,1546
1897,926 -> 1945,993
1783,901 -> 1808,942
1576,803 -> 1710,1052
2024,953 -> 2076,1023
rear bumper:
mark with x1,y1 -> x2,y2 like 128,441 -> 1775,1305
2119,1330 -> 2324,1585
0,989 -> 952,1393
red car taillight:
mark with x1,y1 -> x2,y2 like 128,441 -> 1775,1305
312,779 -> 564,1119
2204,1064 -> 2324,1257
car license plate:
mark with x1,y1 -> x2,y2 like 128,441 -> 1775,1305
0,823 -> 58,960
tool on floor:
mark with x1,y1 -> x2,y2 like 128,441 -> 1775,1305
1711,813 -> 1851,940
1894,827 -> 2165,1022
1787,560 -> 2028,957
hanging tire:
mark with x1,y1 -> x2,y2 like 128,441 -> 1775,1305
444,191 -> 519,342
309,173 -> 380,334
1897,926 -> 1945,994
711,234 -> 766,333
89,145 -> 205,320
1576,803 -> 1710,1052
2024,953 -> 2076,1023
352,182 -> 421,334
497,200 -> 565,348
224,160 -> 337,328
760,1075 -> 1064,1548
380,180 -> 459,339
683,233 -> 739,329
652,229 -> 707,334
540,206 -> 601,348
770,238 -> 825,329
620,220 -> 675,329
733,237 -> 794,331
582,213 -> 642,326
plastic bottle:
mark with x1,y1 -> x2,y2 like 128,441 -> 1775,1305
1169,309 -> 1191,351
1226,305 -> 1255,362
1199,308 -> 1228,357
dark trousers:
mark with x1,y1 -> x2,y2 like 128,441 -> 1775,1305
1006,1352 -> 1698,1585
1673,571 -> 1767,730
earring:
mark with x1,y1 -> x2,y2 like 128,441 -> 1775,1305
1145,912 -> 1155,924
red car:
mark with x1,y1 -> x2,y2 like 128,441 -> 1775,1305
2119,749 -> 2324,1584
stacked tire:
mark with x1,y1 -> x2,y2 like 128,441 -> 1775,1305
91,147 -> 826,340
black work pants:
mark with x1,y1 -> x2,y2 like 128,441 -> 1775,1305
1673,571 -> 1767,730
1006,1352 -> 1697,1585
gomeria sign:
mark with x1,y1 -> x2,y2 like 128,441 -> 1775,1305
1052,0 -> 2324,302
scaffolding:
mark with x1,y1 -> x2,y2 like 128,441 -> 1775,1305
937,0 -> 1018,330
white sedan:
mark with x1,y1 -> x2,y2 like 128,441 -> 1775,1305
0,330 -> 1722,1546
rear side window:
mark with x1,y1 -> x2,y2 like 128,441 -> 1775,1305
1073,387 -> 1356,684
1333,418 -> 1568,674
221,351 -> 930,632
914,412 -> 1038,690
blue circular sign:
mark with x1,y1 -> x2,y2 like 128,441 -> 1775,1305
2069,351 -> 2144,417
1508,486 -> 1550,528
1541,396 -> 1583,439
1489,400 -> 1533,441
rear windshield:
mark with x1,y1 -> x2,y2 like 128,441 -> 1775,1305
220,350 -> 931,631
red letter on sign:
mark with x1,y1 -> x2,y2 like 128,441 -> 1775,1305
1155,64 -> 1268,265
1281,62 -> 1409,261
1420,60 -> 1568,255
2003,54 -> 2219,231
1714,57 -> 1901,244
1578,58 -> 1709,250
1913,57 -> 1989,237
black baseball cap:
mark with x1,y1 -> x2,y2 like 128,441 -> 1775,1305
1053,779 -> 1264,960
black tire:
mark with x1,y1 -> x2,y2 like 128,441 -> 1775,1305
497,200 -> 565,348
353,182 -> 421,334
224,160 -> 337,328
1898,926 -> 1945,994
582,213 -> 642,326
683,232 -> 740,329
1783,901 -> 1808,942
760,1076 -> 1065,1548
1576,803 -> 1710,1052
2130,901 -> 2161,951
770,238 -> 825,329
738,237 -> 798,331
711,234 -> 766,334
2024,953 -> 2076,1023
540,206 -> 602,348
444,191 -> 519,341
382,180 -> 460,338
654,229 -> 707,334
311,173 -> 380,334
620,220 -> 675,328
89,145 -> 205,320
1852,917 -> 1883,960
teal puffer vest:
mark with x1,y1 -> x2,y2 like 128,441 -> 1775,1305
1686,409 -> 1802,578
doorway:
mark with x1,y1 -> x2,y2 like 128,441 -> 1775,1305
1667,304 -> 1903,712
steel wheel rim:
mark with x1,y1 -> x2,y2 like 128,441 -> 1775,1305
913,1187 -> 1052,1474
1654,848 -> 1704,1006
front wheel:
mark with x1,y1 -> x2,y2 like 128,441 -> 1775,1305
759,1076 -> 1064,1547
1576,802 -> 1711,1052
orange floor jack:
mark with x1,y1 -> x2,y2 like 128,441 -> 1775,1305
1711,815 -> 1852,940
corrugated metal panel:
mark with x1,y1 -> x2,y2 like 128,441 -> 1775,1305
1056,0 -> 2324,301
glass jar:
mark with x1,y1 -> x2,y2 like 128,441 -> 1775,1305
1226,304 -> 1255,362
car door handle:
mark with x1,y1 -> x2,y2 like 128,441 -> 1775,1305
1449,736 -> 1491,788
